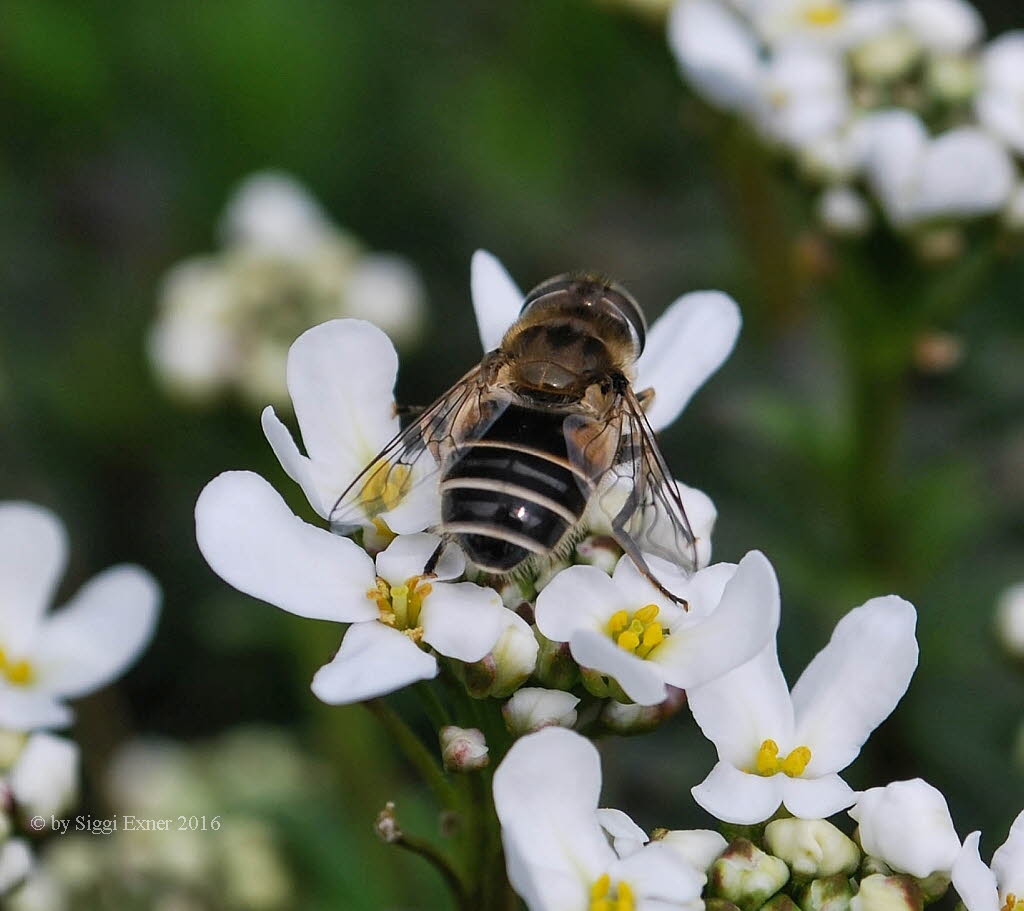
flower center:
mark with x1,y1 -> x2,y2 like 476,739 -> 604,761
1001,894 -> 1024,911
359,460 -> 411,516
802,1 -> 843,27
590,873 -> 635,911
0,647 -> 35,687
369,576 -> 433,642
753,739 -> 812,777
607,605 -> 665,659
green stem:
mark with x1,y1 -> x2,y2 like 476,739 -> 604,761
364,699 -> 459,810
387,830 -> 474,911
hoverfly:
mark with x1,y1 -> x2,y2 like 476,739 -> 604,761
330,273 -> 698,604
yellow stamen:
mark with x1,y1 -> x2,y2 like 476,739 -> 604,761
754,739 -> 813,777
780,745 -> 812,777
359,461 -> 411,514
371,576 -> 433,632
607,610 -> 629,635
589,875 -> 635,911
0,647 -> 35,687
617,881 -> 635,911
636,622 -> 664,659
635,604 -> 659,624
803,2 -> 843,26
1000,894 -> 1023,911
591,875 -> 611,900
617,630 -> 641,652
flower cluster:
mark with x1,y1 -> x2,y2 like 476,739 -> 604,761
195,250 -> 756,722
148,171 -> 426,409
667,0 -> 1024,238
0,503 -> 160,903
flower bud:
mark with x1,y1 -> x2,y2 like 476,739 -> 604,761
850,875 -> 923,911
534,633 -> 579,691
654,828 -> 728,872
925,55 -> 976,104
764,819 -> 860,881
796,873 -> 856,911
601,687 -> 687,735
709,838 -> 791,911
761,895 -> 801,911
497,577 -> 534,611
851,33 -> 920,82
0,839 -> 33,894
580,667 -> 628,702
915,872 -> 950,904
489,612 -> 539,698
375,801 -> 401,843
439,727 -> 488,773
574,535 -> 621,574
502,688 -> 579,736
533,557 -> 572,593
9,734 -> 79,822
848,780 -> 960,878
0,732 -> 27,771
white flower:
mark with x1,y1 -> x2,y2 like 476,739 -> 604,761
342,254 -> 426,348
0,503 -> 160,731
850,779 -> 960,877
688,595 -> 918,824
261,318 -> 439,533
535,551 -> 780,706
818,185 -> 873,235
953,808 -> 1024,911
752,0 -> 895,50
470,249 -> 742,434
493,727 -> 705,911
195,472 -> 507,705
856,110 -> 1015,225
6,733 -> 79,821
0,840 -> 32,895
903,0 -> 984,53
976,32 -> 1024,157
503,687 -> 580,736
667,0 -> 762,112
995,582 -> 1024,657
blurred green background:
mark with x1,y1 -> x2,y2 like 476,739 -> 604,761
1,1 -> 1022,908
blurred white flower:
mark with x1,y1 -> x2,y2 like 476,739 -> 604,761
849,779 -> 961,877
1004,185 -> 1024,229
493,727 -> 705,911
756,47 -> 850,148
975,32 -> 1024,156
6,733 -> 79,821
470,249 -> 742,434
753,0 -> 895,51
953,808 -> 1024,911
857,110 -> 1015,225
0,839 -> 33,895
149,171 -> 424,408
903,0 -> 984,53
196,473 -> 507,704
818,184 -> 873,235
535,551 -> 779,706
689,595 -> 918,824
995,582 -> 1024,656
0,502 -> 160,731
502,687 -> 580,735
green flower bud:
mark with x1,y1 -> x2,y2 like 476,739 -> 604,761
851,875 -> 924,911
915,872 -> 951,905
765,818 -> 860,881
534,632 -> 579,691
709,838 -> 791,911
797,874 -> 856,911
762,896 -> 801,911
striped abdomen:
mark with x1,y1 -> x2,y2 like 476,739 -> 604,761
440,404 -> 587,574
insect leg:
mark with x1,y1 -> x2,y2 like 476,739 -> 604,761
635,387 -> 655,412
422,539 -> 446,578
395,404 -> 427,417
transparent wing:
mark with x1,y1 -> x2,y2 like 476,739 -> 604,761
328,363 -> 505,533
566,386 -> 697,582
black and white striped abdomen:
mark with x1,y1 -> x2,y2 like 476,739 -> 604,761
440,404 -> 587,574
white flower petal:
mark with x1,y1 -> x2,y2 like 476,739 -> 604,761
286,318 -> 400,484
0,839 -> 33,894
691,761 -> 785,825
952,832 -> 1000,911
914,128 -> 1015,221
195,471 -> 378,623
310,621 -> 437,704
687,644 -> 794,769
536,565 -> 625,642
219,171 -> 332,254
611,841 -> 706,902
570,629 -> 668,706
9,733 -> 79,819
904,0 -> 983,52
654,550 -> 780,690
658,829 -> 729,872
992,809 -> 1024,899
679,483 -> 717,568
419,582 -> 506,663
781,774 -> 856,819
668,0 -> 762,112
0,689 -> 71,731
375,533 -> 463,586
471,250 -> 523,353
32,565 -> 159,700
344,254 -> 425,346
635,291 -> 741,433
261,406 -> 327,518
0,503 -> 67,654
494,728 -> 615,906
792,596 -> 918,776
598,808 -> 650,859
